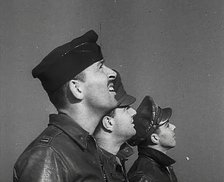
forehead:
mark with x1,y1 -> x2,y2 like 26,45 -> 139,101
159,119 -> 169,125
157,120 -> 169,129
113,106 -> 128,113
83,59 -> 104,72
115,106 -> 126,112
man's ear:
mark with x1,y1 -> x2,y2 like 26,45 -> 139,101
68,80 -> 84,100
102,116 -> 114,132
151,133 -> 160,144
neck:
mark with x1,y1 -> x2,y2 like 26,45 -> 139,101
95,132 -> 123,155
149,145 -> 168,154
59,104 -> 104,135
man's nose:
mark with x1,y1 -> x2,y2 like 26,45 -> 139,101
104,66 -> 117,80
170,123 -> 176,130
129,108 -> 137,116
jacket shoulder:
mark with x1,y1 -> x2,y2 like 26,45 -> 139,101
13,126 -> 72,182
128,172 -> 153,182
128,156 -> 159,182
14,144 -> 72,182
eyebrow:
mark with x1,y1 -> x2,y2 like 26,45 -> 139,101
97,60 -> 104,67
126,106 -> 131,109
100,60 -> 105,64
158,120 -> 169,127
164,121 -> 170,127
117,105 -> 129,109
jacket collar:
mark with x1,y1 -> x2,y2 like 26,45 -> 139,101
138,146 -> 176,166
117,142 -> 134,161
100,148 -> 117,161
49,113 -> 90,149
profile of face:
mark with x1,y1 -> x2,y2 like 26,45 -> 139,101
82,60 -> 117,112
113,106 -> 137,140
156,121 -> 176,150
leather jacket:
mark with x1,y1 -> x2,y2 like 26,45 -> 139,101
13,113 -> 106,182
99,142 -> 134,182
128,147 -> 178,182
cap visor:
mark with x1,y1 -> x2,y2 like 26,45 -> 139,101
118,94 -> 136,107
160,107 -> 172,124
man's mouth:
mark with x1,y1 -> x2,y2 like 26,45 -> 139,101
108,82 -> 115,92
131,119 -> 135,125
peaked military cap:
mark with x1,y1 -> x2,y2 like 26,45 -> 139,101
113,70 -> 136,107
32,30 -> 103,94
128,96 -> 172,146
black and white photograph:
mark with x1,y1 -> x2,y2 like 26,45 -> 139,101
1,0 -> 224,181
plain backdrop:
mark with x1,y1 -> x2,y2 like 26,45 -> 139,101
1,0 -> 224,181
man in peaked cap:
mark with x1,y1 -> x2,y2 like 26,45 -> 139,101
94,70 -> 136,182
13,30 -> 117,182
127,96 -> 178,182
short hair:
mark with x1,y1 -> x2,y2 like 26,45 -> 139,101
74,71 -> 86,82
106,106 -> 128,118
145,126 -> 161,146
48,71 -> 86,109
106,109 -> 116,118
94,108 -> 116,135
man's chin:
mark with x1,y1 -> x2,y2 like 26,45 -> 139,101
133,129 -> 136,136
100,103 -> 117,113
128,130 -> 136,139
109,91 -> 116,98
169,144 -> 176,149
110,99 -> 118,108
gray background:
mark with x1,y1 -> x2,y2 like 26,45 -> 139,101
1,0 -> 224,181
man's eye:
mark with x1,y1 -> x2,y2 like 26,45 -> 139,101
99,63 -> 103,69
121,107 -> 127,111
124,106 -> 131,112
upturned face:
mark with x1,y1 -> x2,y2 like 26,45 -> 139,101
82,60 -> 117,113
157,121 -> 176,149
113,106 -> 137,140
